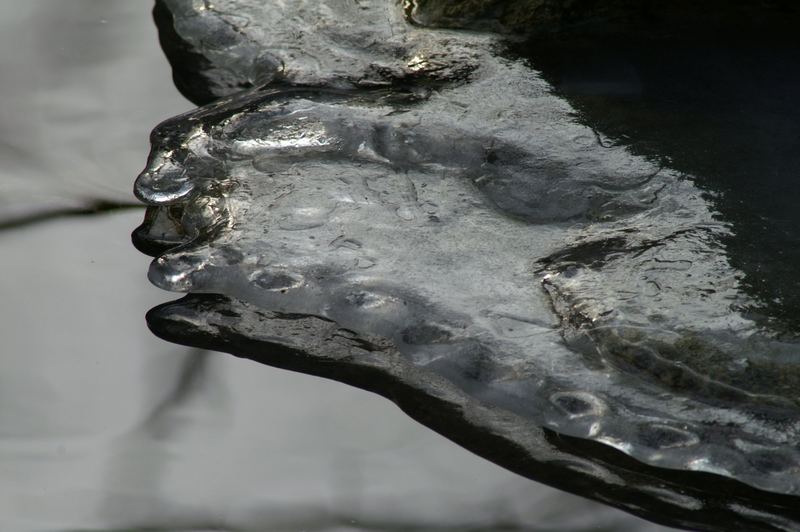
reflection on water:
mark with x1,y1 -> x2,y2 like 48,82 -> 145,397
0,2 -> 670,531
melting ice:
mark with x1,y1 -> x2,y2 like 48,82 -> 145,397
134,0 -> 800,529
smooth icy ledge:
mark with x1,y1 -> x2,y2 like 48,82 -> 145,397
135,1 -> 800,530
146,293 -> 800,531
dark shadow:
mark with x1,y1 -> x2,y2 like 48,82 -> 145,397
152,0 -> 250,106
0,200 -> 142,232
98,349 -> 227,528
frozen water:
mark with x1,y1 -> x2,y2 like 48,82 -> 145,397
135,0 -> 800,529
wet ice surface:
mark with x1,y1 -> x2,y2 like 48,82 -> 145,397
135,1 -> 800,529
0,2 -> 672,531
523,37 -> 800,334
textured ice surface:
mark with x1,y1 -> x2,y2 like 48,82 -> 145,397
136,1 -> 800,529
2,212 -> 666,532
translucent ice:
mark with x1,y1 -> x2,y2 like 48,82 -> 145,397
135,1 -> 800,529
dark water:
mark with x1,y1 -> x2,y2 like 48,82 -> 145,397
0,2 -> 670,531
521,36 -> 800,333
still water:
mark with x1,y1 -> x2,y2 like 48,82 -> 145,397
0,2 -> 669,531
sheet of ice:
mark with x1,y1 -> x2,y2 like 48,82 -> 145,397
135,1 -> 800,529
0,2 -> 668,527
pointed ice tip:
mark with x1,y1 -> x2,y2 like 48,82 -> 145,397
148,256 -> 194,292
147,247 -> 214,293
134,168 -> 196,206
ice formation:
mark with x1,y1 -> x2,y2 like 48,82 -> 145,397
134,1 -> 800,529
